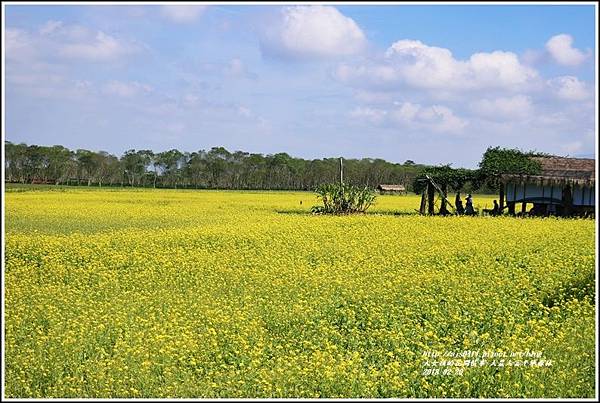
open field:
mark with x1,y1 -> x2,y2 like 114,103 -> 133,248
4,186 -> 596,398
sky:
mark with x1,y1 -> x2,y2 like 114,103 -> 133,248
3,3 -> 597,168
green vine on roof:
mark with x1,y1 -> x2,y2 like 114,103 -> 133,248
477,146 -> 544,190
478,146 -> 543,176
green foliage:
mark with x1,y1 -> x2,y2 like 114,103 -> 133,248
478,146 -> 543,189
413,165 -> 479,194
311,183 -> 376,214
5,142 -> 548,194
5,141 -> 427,191
412,147 -> 546,194
479,146 -> 544,175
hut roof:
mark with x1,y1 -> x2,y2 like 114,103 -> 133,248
501,156 -> 596,186
378,184 -> 406,191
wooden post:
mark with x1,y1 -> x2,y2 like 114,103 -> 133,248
340,157 -> 343,185
419,190 -> 426,215
549,183 -> 554,215
440,184 -> 448,215
499,185 -> 505,212
521,183 -> 527,214
427,181 -> 435,215
508,201 -> 515,215
563,185 -> 573,216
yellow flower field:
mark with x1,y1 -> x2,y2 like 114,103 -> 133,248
4,186 -> 596,398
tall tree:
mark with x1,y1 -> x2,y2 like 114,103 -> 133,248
4,141 -> 432,191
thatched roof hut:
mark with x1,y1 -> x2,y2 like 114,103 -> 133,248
377,184 -> 406,193
501,155 -> 595,216
501,156 -> 595,186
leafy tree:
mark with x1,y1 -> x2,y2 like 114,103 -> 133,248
312,183 -> 376,214
121,149 -> 146,186
478,146 -> 543,191
5,141 -> 434,191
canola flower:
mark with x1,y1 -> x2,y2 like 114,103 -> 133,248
4,186 -> 596,398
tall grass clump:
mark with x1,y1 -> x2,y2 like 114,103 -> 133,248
311,183 -> 376,214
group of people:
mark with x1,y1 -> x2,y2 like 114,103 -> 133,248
455,192 -> 501,216
455,192 -> 475,215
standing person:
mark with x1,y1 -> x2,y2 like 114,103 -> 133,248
492,199 -> 500,216
455,192 -> 464,215
465,193 -> 475,215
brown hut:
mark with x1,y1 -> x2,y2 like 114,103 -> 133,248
377,184 -> 406,194
500,156 -> 595,217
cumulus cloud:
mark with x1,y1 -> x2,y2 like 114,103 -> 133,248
259,6 -> 367,60
160,5 -> 207,23
335,39 -> 538,92
60,31 -> 138,61
351,102 -> 467,134
545,34 -> 589,66
469,95 -> 533,120
103,80 -> 153,97
547,76 -> 590,101
6,21 -> 141,63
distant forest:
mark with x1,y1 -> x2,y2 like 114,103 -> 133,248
4,141 -> 440,192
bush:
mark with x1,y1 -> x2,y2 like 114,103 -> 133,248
311,183 -> 376,214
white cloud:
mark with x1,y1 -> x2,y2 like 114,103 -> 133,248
545,34 -> 589,66
390,101 -> 420,123
39,20 -> 64,36
353,90 -> 395,104
237,106 -> 253,118
413,104 -> 467,133
6,21 -> 141,63
5,28 -> 35,61
335,39 -> 538,92
260,6 -> 367,60
161,5 -> 207,23
349,106 -> 388,124
6,67 -> 95,100
224,58 -> 256,79
103,80 -> 152,97
469,95 -> 533,120
547,76 -> 590,101
351,102 -> 467,134
182,93 -> 200,106
60,31 -> 137,61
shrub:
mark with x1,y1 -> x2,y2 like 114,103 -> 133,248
311,183 -> 376,214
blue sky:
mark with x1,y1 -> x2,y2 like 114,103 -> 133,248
4,3 -> 596,167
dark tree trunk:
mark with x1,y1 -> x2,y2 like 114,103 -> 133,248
427,182 -> 435,215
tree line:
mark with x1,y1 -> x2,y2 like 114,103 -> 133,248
4,141 -> 430,191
